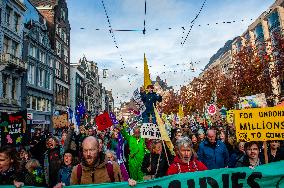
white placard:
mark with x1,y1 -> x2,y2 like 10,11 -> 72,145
140,123 -> 161,139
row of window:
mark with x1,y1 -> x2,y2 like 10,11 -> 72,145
3,36 -> 19,57
27,96 -> 52,112
5,6 -> 21,32
29,44 -> 53,68
55,40 -> 69,63
55,84 -> 68,106
2,74 -> 18,100
55,61 -> 69,82
27,64 -> 52,90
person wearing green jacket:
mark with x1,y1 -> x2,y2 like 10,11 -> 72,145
121,125 -> 148,181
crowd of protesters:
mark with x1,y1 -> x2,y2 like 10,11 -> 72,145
1,114 -> 284,187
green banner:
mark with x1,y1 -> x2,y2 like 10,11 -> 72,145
5,161 -> 284,188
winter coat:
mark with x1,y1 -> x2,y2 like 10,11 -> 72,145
267,148 -> 284,163
70,154 -> 122,185
23,168 -> 46,187
197,139 -> 229,170
140,91 -> 162,114
44,147 -> 62,187
58,165 -> 73,186
0,168 -> 17,185
167,156 -> 207,175
141,152 -> 171,178
235,155 -> 264,168
228,150 -> 245,168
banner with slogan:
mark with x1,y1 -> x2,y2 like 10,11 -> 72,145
141,123 -> 161,139
239,93 -> 267,109
233,106 -> 284,141
20,161 -> 284,188
95,112 -> 113,131
0,110 -> 29,146
52,114 -> 68,128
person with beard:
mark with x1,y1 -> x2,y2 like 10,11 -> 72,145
235,142 -> 264,168
197,129 -> 229,170
121,126 -> 148,181
69,136 -> 136,186
167,137 -> 207,175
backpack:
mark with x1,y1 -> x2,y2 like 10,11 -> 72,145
76,162 -> 116,184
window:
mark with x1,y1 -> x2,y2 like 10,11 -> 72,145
38,68 -> 44,87
61,30 -> 66,42
47,100 -> 51,112
32,96 -> 37,110
55,61 -> 62,77
39,34 -> 43,44
13,13 -> 19,32
56,40 -> 61,56
39,51 -> 45,63
27,96 -> 31,109
45,72 -> 52,90
11,77 -> 17,99
36,97 -> 40,111
3,37 -> 9,54
11,41 -> 18,57
64,48 -> 68,63
2,74 -> 9,98
5,6 -> 11,26
64,66 -> 69,82
61,8 -> 66,20
28,64 -> 35,84
268,11 -> 280,30
29,44 -> 37,58
254,24 -> 264,41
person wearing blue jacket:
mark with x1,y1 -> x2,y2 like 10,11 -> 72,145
140,85 -> 162,124
197,129 -> 229,170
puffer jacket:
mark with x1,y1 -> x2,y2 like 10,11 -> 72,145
167,156 -> 207,175
197,139 -> 229,170
70,154 -> 122,185
58,165 -> 73,186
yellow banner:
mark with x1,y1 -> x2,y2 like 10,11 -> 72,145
233,106 -> 284,141
144,53 -> 152,90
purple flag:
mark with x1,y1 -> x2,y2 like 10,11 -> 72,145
109,112 -> 119,125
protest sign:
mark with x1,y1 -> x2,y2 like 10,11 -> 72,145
95,112 -> 113,131
233,106 -> 284,141
24,161 -> 284,188
132,88 -> 146,114
0,110 -> 28,146
52,114 -> 68,128
141,123 -> 161,139
239,93 -> 267,109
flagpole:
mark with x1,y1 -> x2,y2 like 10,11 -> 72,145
162,140 -> 170,166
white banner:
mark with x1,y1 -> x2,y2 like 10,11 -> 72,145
140,123 -> 161,139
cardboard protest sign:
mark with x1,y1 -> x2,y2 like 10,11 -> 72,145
140,123 -> 161,139
95,112 -> 113,131
0,110 -> 28,146
132,88 -> 146,114
234,106 -> 284,141
52,114 -> 68,128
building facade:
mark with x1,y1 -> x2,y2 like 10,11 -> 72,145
0,0 -> 27,113
23,0 -> 55,130
30,0 -> 71,113
231,0 -> 284,103
70,63 -> 84,110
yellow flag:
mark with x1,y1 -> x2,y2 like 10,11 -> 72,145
144,53 -> 152,90
154,106 -> 175,155
178,104 -> 184,119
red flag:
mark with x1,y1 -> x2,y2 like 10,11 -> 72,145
95,112 -> 113,131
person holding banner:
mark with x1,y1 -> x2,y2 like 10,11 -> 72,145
142,140 -> 173,180
121,125 -> 148,181
235,141 -> 264,168
167,137 -> 207,175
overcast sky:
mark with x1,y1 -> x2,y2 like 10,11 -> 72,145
68,0 -> 274,106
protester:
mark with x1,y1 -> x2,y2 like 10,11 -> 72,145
228,142 -> 245,168
190,134 -> 199,152
57,150 -> 75,186
69,136 -> 136,186
167,137 -> 207,175
22,159 -> 46,186
121,125 -> 148,181
0,146 -> 22,185
235,141 -> 264,168
142,140 -> 173,179
197,129 -> 205,142
197,129 -> 229,170
267,141 -> 284,163
140,85 -> 162,123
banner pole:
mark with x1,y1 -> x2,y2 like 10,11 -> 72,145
263,141 -> 268,164
162,140 -> 170,166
